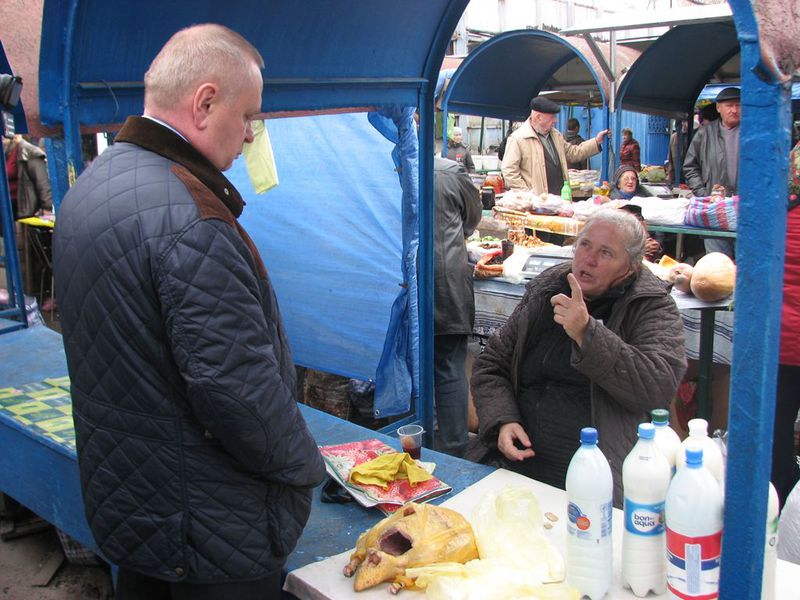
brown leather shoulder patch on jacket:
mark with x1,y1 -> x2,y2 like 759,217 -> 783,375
171,164 -> 267,279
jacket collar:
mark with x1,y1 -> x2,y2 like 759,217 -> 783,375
115,116 -> 245,218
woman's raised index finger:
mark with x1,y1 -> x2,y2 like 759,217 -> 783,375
567,272 -> 583,301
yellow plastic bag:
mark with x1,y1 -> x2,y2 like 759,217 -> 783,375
242,119 -> 278,194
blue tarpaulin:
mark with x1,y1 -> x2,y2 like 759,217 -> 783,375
228,110 -> 418,417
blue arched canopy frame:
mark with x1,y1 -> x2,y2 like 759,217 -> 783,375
37,0 -> 472,442
605,5 -> 796,596
440,29 -> 610,181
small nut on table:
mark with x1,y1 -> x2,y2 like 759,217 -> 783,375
543,521 -> 554,530
545,511 -> 559,522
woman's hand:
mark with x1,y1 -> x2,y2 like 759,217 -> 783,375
551,273 -> 590,347
497,422 -> 535,461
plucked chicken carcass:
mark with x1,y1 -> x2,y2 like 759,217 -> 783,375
343,502 -> 479,592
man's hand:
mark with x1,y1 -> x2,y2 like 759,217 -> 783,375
594,128 -> 611,146
551,272 -> 590,347
497,422 -> 535,461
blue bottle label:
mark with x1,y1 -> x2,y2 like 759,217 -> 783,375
624,498 -> 665,536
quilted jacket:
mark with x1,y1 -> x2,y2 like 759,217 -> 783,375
470,262 -> 687,505
53,117 -> 326,583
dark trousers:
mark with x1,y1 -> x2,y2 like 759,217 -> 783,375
434,334 -> 469,457
772,364 -> 800,509
116,568 -> 283,600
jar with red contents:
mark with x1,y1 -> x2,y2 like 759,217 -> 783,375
483,172 -> 504,195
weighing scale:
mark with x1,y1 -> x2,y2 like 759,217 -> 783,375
519,252 -> 571,279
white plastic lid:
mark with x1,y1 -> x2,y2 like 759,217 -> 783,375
688,418 -> 709,438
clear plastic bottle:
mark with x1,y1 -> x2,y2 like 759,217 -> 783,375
566,427 -> 613,600
675,418 -> 724,488
622,423 -> 672,597
651,408 -> 681,475
762,482 -> 779,600
665,444 -> 724,599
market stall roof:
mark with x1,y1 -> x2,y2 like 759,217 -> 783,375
34,0 -> 466,131
560,3 -> 732,35
441,29 -> 638,122
615,21 -> 740,118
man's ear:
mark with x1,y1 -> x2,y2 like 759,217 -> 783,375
192,82 -> 218,130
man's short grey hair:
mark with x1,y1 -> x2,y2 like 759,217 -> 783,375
576,208 -> 647,269
144,24 -> 265,109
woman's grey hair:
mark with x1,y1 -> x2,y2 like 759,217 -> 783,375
576,208 -> 647,269
144,24 -> 264,109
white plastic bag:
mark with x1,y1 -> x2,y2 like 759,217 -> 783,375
471,486 -> 565,581
630,196 -> 690,225
778,477 -> 800,564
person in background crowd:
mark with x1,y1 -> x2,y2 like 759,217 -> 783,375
609,164 -> 649,200
469,209 -> 686,505
772,139 -> 800,509
698,103 -> 719,126
2,135 -> 53,227
502,95 -> 608,194
53,24 -> 325,600
446,126 -> 475,173
433,156 -> 482,457
684,86 -> 741,257
619,128 -> 642,174
564,118 -> 588,170
496,123 -> 516,162
666,120 -> 689,184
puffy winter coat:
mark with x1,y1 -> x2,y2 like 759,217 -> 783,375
53,116 -> 325,583
470,262 -> 687,505
433,157 -> 482,335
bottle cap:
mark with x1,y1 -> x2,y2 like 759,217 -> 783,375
580,427 -> 598,445
651,408 -> 670,425
684,443 -> 703,467
638,422 -> 655,440
688,418 -> 709,438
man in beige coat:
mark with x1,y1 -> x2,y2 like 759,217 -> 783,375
501,96 -> 609,193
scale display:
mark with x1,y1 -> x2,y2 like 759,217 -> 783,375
520,253 -> 571,279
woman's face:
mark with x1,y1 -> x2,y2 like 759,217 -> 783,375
618,171 -> 639,193
623,132 -> 632,143
571,222 -> 633,298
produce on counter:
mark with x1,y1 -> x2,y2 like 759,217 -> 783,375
691,252 -> 736,301
668,263 -> 694,294
343,502 -> 479,592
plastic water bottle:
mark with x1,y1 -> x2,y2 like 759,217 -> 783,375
651,408 -> 681,474
762,482 -> 779,600
566,427 -> 613,600
665,445 -> 724,599
675,418 -> 724,487
622,423 -> 671,596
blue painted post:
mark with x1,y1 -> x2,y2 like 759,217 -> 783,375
43,137 -> 70,214
721,2 -> 792,597
419,88 -> 436,448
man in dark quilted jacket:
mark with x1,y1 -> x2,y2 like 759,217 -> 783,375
53,24 -> 325,599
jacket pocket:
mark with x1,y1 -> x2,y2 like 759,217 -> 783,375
265,486 -> 313,558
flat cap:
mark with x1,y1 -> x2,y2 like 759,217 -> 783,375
715,86 -> 740,103
529,95 -> 560,114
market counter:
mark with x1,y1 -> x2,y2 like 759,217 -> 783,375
285,468 -> 800,599
0,323 -> 492,581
